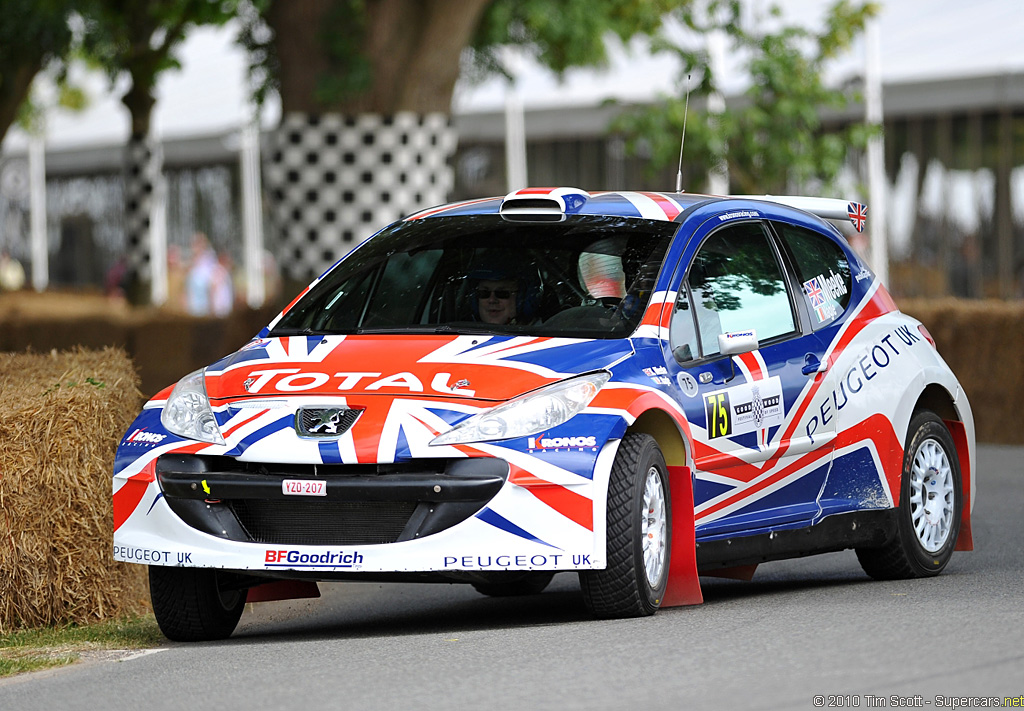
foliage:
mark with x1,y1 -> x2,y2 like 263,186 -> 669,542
612,0 -> 879,195
243,0 -> 694,112
78,0 -> 239,136
466,0 -> 688,82
0,0 -> 82,144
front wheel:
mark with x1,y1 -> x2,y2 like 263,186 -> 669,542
149,565 -> 247,642
580,434 -> 671,618
856,410 -> 962,580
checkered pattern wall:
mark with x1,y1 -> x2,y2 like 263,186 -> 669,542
123,136 -> 159,277
266,112 -> 456,281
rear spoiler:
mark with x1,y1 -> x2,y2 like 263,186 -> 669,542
732,195 -> 867,233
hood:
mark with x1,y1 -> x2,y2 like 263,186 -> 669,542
204,334 -> 633,403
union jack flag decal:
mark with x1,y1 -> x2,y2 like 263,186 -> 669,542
803,277 -> 829,322
847,202 -> 867,232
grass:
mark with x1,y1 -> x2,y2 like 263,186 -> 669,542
0,614 -> 163,678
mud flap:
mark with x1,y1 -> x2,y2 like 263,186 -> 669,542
945,419 -> 973,551
246,580 -> 321,603
662,465 -> 703,607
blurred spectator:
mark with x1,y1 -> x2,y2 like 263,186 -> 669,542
166,244 -> 186,310
212,250 -> 234,317
232,248 -> 283,309
0,250 -> 26,291
185,232 -> 234,317
104,256 -> 128,301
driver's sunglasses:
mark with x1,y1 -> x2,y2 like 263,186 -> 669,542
476,288 -> 517,299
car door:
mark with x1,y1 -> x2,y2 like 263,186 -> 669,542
662,217 -> 838,539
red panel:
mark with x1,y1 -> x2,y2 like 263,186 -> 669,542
112,460 -> 156,532
945,419 -> 974,552
245,580 -> 321,603
661,465 -> 703,607
508,465 -> 593,531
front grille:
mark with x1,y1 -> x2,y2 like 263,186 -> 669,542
228,499 -> 417,545
295,407 -> 362,438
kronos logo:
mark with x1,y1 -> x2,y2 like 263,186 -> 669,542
527,434 -> 598,450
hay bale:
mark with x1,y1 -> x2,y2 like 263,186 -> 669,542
0,347 -> 150,633
899,298 -> 1024,445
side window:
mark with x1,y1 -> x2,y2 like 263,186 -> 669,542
669,287 -> 699,361
775,223 -> 851,330
685,222 -> 796,358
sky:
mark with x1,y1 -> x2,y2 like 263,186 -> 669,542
3,0 -> 1023,152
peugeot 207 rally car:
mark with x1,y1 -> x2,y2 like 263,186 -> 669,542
114,187 -> 975,641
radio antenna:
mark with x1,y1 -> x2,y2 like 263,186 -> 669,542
675,74 -> 692,193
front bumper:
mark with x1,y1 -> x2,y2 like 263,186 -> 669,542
113,443 -> 616,576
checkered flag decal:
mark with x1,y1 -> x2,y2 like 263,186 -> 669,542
751,384 -> 763,428
266,112 -> 456,281
123,135 -> 160,278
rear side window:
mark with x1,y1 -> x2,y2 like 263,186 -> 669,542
776,223 -> 852,330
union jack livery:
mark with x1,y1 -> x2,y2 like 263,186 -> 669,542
114,188 -> 975,641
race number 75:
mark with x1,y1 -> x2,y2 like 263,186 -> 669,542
704,392 -> 732,438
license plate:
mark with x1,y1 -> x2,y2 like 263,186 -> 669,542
281,479 -> 327,497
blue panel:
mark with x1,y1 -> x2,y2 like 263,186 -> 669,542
475,508 -> 557,549
693,478 -> 736,506
816,447 -> 891,520
114,409 -> 183,475
393,425 -> 412,461
317,440 -> 343,464
221,415 -> 294,457
696,460 -> 830,539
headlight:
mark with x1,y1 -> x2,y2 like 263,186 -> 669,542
430,371 -> 611,446
160,368 -> 225,445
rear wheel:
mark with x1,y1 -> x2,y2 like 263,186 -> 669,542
149,565 -> 246,642
856,410 -> 962,580
580,434 -> 670,618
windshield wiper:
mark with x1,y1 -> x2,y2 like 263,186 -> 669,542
266,327 -> 338,337
354,324 -> 506,335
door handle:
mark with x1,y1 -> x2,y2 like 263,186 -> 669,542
802,354 -> 828,376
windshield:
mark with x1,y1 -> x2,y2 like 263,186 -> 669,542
271,215 -> 677,338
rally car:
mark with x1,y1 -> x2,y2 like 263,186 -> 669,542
113,187 -> 975,641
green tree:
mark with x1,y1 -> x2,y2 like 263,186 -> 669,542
0,0 -> 79,145
244,0 -> 691,282
75,0 -> 241,303
613,0 -> 878,195
80,0 -> 239,141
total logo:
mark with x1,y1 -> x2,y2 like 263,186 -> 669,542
124,428 -> 168,446
527,434 -> 598,451
241,368 -> 475,397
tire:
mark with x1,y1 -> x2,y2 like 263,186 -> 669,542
471,572 -> 555,597
856,410 -> 963,580
149,565 -> 247,642
580,433 -> 671,618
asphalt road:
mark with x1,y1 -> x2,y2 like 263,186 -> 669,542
3,444 -> 1022,711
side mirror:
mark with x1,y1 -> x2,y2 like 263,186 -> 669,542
718,329 -> 758,356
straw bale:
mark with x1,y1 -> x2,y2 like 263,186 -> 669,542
0,347 -> 149,633
899,298 -> 1024,444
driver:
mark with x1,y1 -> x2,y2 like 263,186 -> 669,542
466,254 -> 539,326
475,279 -> 519,325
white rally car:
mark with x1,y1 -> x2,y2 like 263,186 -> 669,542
113,188 -> 975,641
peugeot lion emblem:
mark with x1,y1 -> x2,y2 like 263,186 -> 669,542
296,407 -> 362,438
